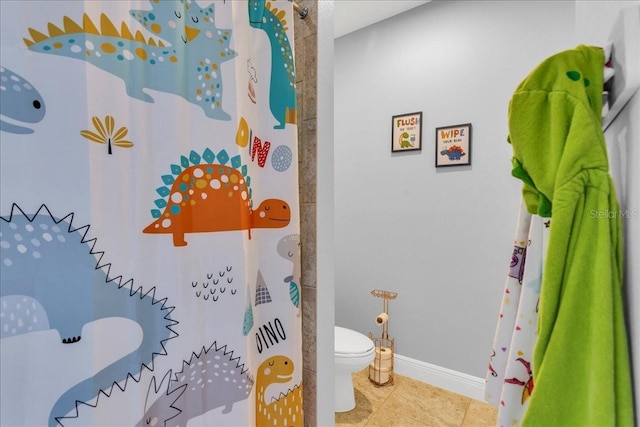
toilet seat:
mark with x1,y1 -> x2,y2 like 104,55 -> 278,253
335,326 -> 374,357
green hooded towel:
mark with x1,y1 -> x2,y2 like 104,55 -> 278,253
508,45 -> 634,426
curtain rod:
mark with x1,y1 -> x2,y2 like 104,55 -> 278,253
289,0 -> 309,19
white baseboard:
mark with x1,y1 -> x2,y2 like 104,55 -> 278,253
393,353 -> 487,402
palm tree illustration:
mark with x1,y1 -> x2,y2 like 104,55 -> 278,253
80,115 -> 133,154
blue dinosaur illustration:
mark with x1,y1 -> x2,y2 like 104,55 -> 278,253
136,341 -> 254,427
440,145 -> 466,161
248,0 -> 297,129
0,204 -> 178,427
0,65 -> 46,134
23,0 -> 237,121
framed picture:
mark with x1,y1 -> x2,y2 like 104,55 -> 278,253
435,123 -> 472,167
391,112 -> 422,153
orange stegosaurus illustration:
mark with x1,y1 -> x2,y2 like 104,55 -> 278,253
143,148 -> 290,246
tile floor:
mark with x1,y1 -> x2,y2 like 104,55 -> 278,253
335,369 -> 498,427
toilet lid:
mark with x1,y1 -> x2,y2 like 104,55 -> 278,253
335,326 -> 374,356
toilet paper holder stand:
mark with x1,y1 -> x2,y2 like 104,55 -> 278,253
369,289 -> 397,386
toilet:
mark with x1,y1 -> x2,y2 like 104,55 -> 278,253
334,326 -> 375,412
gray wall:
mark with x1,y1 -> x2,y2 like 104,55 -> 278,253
334,0 -> 579,378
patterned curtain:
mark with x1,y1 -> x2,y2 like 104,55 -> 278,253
0,1 -> 302,425
485,199 -> 549,426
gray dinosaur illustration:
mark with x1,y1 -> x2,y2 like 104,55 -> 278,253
277,233 -> 301,308
0,204 -> 178,427
23,0 -> 237,121
0,65 -> 46,134
136,341 -> 254,427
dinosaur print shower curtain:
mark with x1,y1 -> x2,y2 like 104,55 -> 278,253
0,1 -> 302,425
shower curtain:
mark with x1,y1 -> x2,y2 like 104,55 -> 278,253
0,1 -> 302,426
485,199 -> 548,426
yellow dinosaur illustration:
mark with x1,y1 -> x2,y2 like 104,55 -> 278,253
255,355 -> 303,427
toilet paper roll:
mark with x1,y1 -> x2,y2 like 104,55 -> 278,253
375,346 -> 393,362
376,312 -> 389,326
375,358 -> 392,371
369,364 -> 391,384
374,347 -> 392,370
